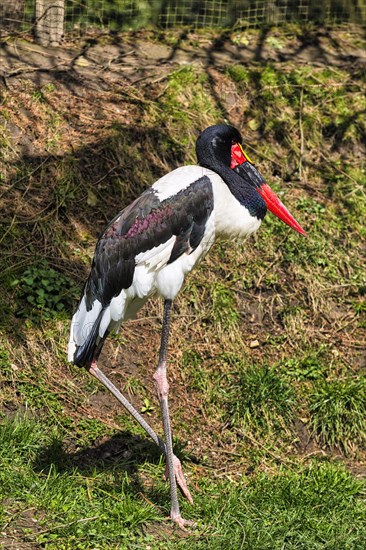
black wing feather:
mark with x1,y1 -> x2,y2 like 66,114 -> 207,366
84,176 -> 213,311
189,221 -> 207,250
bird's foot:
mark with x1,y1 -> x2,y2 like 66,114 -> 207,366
170,511 -> 196,531
165,455 -> 193,504
165,454 -> 193,505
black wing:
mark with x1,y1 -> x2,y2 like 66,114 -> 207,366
83,176 -> 214,311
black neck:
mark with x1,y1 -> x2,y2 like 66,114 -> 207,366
200,154 -> 267,220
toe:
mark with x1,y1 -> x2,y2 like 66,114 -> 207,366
171,455 -> 194,504
164,455 -> 193,504
171,513 -> 196,531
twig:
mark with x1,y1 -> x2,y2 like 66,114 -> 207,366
100,49 -> 136,71
302,450 -> 327,459
138,492 -> 159,508
0,214 -> 18,245
299,86 -> 304,180
335,314 -> 358,333
2,62 -> 68,79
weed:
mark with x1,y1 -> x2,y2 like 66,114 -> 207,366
282,347 -> 329,380
140,397 -> 155,416
352,299 -> 366,314
11,260 -> 79,319
309,378 -> 366,454
227,64 -> 250,84
227,363 -> 297,439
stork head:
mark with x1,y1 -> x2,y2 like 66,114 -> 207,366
196,124 -> 307,236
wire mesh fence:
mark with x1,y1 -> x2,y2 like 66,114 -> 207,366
1,1 -> 365,41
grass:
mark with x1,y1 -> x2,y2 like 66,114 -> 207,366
1,415 -> 365,549
228,362 -> 297,438
309,378 -> 366,454
0,24 -> 365,548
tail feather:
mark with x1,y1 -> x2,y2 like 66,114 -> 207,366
72,308 -> 105,367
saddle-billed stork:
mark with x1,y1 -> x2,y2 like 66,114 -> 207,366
68,124 -> 306,528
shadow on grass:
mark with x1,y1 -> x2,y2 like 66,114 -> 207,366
32,428 -> 197,507
35,430 -> 158,472
0,122 -> 188,342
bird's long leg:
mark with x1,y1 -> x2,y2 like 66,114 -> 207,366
88,362 -> 192,504
153,299 -> 194,530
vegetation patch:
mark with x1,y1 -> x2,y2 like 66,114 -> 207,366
228,362 -> 297,440
11,260 -> 80,319
309,378 -> 366,455
1,416 -> 365,548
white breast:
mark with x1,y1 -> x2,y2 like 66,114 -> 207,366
209,170 -> 262,237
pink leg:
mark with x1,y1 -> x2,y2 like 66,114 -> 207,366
153,300 -> 195,530
88,362 -> 192,504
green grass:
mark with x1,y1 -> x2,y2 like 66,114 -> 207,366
228,362 -> 297,438
309,378 -> 366,454
0,417 -> 158,549
1,415 -> 365,549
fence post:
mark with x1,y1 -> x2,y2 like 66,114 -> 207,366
35,0 -> 65,46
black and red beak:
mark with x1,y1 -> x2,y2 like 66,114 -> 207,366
231,143 -> 307,236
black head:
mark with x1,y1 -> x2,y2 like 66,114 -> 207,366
196,124 -> 267,219
195,124 -> 307,235
196,124 -> 242,169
